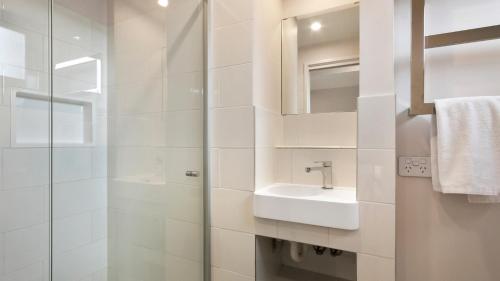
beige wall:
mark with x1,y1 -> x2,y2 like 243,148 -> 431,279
395,0 -> 500,280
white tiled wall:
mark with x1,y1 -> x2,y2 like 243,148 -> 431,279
276,148 -> 357,188
210,0 -> 396,280
282,113 -> 357,148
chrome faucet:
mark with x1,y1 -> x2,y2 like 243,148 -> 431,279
305,161 -> 333,189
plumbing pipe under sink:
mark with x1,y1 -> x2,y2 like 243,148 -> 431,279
290,241 -> 306,263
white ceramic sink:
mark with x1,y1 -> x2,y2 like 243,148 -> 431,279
254,183 -> 359,230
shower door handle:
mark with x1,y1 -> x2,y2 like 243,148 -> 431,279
185,170 -> 200,177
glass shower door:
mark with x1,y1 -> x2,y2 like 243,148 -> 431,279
0,0 -> 51,280
51,0 -> 205,281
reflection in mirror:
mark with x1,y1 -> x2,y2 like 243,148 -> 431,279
282,5 -> 359,115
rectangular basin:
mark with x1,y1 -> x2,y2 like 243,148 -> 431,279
254,183 -> 359,230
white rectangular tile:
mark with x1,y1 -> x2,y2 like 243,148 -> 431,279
358,95 -> 395,149
0,106 -> 10,147
165,183 -> 202,223
211,228 -> 255,277
165,255 -> 202,281
213,21 -> 253,68
360,0 -> 394,97
357,254 -> 395,281
2,0 -> 49,34
210,63 -> 253,108
218,148 -> 254,190
210,149 -> 221,188
0,261 -> 45,281
283,113 -> 357,147
2,148 -> 49,189
52,148 -> 92,183
111,211 -> 164,250
111,46 -> 163,88
277,221 -> 329,246
0,186 -> 45,232
212,188 -> 255,233
91,209 -> 107,241
165,71 -> 203,111
52,239 -> 107,281
211,106 -> 254,148
4,224 -> 49,272
112,113 -> 165,147
165,2 -> 203,74
255,147 -> 275,189
275,149 -> 292,184
108,147 -> 165,181
359,202 -> 395,258
213,0 -> 254,28
53,213 -> 92,253
255,107 -> 282,148
165,219 -> 202,262
111,78 -> 163,114
165,148 -> 203,186
358,149 -> 396,204
212,267 -> 254,281
92,147 -> 107,179
165,110 -> 203,147
291,149 -> 357,188
53,179 -> 107,219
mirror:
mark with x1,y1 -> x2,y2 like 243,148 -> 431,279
282,5 -> 360,115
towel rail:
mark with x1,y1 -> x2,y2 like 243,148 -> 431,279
409,0 -> 500,115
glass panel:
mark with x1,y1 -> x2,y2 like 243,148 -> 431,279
0,0 -> 51,281
51,1 -> 205,281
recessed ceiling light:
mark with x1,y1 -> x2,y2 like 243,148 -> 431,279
310,21 -> 322,31
158,0 -> 169,7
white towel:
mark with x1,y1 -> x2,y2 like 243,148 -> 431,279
430,96 -> 500,203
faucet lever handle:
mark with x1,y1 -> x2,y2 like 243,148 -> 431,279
314,161 -> 332,167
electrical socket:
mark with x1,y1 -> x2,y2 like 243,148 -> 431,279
398,157 -> 432,177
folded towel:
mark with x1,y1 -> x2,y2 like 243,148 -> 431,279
430,96 -> 500,203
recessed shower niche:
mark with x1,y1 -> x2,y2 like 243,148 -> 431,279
11,90 -> 95,146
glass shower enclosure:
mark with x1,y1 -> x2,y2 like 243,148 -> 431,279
0,0 -> 207,280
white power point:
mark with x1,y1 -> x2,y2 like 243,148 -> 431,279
398,157 -> 432,177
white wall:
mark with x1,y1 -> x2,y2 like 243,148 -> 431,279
210,0 -> 396,281
395,0 -> 500,280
